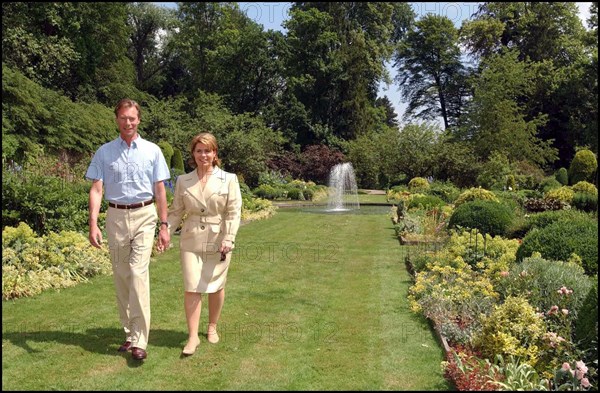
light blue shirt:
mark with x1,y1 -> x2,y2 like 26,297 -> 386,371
85,135 -> 171,204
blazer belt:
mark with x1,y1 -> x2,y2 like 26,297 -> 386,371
186,215 -> 221,224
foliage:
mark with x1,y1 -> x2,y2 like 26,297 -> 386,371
448,199 -> 515,237
476,151 -> 511,190
442,347 -> 500,391
572,181 -> 598,196
2,222 -> 111,300
408,177 -> 430,192
516,219 -> 598,275
540,176 -> 563,194
407,195 -> 445,211
497,256 -> 593,341
456,49 -> 557,167
574,279 -> 598,350
491,354 -> 550,391
472,296 -> 547,369
157,140 -> 174,168
2,65 -> 116,161
171,147 -> 184,171
569,149 -> 597,185
427,180 -> 462,203
571,192 -> 598,213
556,167 -> 569,186
394,14 -> 464,128
2,157 -> 103,235
408,258 -> 499,346
523,197 -> 570,213
514,209 -> 596,237
454,187 -> 498,207
300,144 -> 345,185
545,186 -> 575,204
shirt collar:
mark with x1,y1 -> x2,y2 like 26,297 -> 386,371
118,133 -> 142,148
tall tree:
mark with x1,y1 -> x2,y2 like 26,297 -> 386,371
285,2 -> 414,143
127,2 -> 178,95
458,50 -> 557,167
393,14 -> 465,130
462,2 -> 594,167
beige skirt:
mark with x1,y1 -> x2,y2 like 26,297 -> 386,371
180,250 -> 231,293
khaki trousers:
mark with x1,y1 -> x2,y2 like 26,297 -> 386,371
106,203 -> 157,350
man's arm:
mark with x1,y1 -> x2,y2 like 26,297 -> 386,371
89,179 -> 104,248
155,180 -> 170,251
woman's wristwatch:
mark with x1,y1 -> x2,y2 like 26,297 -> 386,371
159,221 -> 170,229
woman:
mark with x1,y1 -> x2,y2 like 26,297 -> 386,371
167,132 -> 242,356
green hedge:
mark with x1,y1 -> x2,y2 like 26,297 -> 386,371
516,220 -> 598,275
448,200 -> 514,237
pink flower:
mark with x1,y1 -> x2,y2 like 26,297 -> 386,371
562,362 -> 571,371
548,305 -> 559,315
561,309 -> 569,316
500,271 -> 509,277
581,378 -> 590,388
575,360 -> 588,375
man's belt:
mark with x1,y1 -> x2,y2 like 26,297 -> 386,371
108,199 -> 154,209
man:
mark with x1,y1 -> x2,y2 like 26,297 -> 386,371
86,98 -> 171,361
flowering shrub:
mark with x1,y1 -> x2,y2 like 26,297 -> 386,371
552,360 -> 596,390
408,257 -> 498,345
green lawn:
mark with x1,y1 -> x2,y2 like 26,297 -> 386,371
2,208 -> 451,390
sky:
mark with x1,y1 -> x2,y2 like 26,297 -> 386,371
156,2 -> 593,124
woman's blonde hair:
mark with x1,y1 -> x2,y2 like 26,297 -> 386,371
188,132 -> 222,168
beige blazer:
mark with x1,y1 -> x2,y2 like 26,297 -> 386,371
167,167 -> 242,254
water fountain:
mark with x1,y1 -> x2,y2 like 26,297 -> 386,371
326,162 -> 360,212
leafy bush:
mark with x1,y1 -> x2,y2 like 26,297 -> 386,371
514,209 -> 595,237
544,186 -> 574,204
516,220 -> 598,275
408,194 -> 445,210
2,222 -> 111,299
497,256 -> 593,337
252,184 -> 287,200
171,147 -> 185,171
574,279 -> 598,350
157,140 -> 174,168
286,188 -> 305,201
539,176 -> 562,193
555,167 -> 569,186
572,181 -> 598,196
448,200 -> 514,237
2,163 -> 101,235
571,192 -> 598,212
523,197 -> 570,213
428,180 -> 461,203
472,296 -> 546,369
568,149 -> 597,185
408,177 -> 430,192
454,187 -> 499,208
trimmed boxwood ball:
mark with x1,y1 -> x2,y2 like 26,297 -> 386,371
516,219 -> 598,275
448,199 -> 514,237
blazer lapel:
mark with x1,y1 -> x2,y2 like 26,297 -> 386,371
203,167 -> 226,201
184,172 -> 206,207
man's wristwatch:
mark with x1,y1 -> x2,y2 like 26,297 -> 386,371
159,221 -> 170,229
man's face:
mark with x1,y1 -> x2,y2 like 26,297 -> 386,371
116,106 -> 140,139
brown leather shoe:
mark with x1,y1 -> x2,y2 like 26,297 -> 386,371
131,347 -> 147,360
118,341 -> 132,352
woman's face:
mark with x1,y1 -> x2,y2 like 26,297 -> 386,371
193,142 -> 216,170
